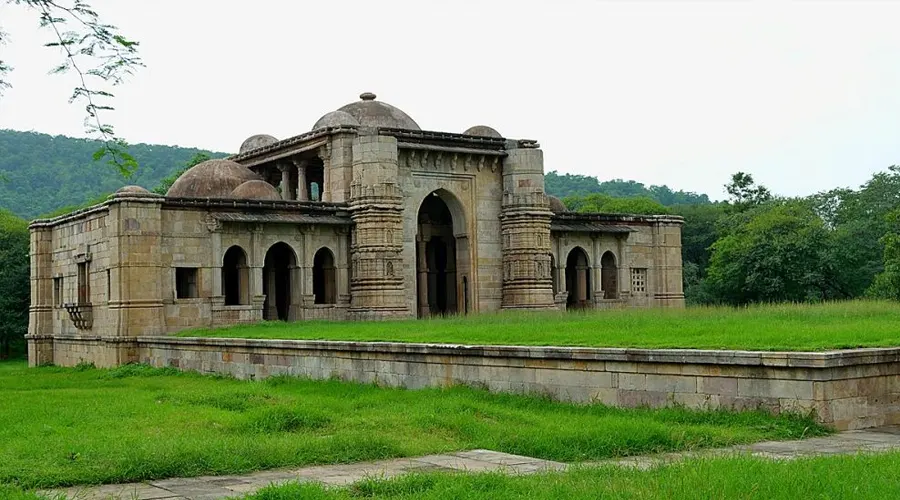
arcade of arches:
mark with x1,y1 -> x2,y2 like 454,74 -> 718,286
221,243 -> 338,321
563,248 -> 619,310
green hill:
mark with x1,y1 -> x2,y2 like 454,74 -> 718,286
545,171 -> 712,206
0,129 -> 228,219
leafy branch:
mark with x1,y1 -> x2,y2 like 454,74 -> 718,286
0,0 -> 143,176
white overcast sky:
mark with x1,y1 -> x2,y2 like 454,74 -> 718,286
2,0 -> 899,200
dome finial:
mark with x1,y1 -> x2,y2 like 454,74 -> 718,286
359,92 -> 377,101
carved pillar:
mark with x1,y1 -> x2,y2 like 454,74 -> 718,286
577,265 -> 588,302
320,145 -> 332,203
417,235 -> 429,318
592,234 -> 602,301
265,268 -> 277,319
348,133 -> 408,319
292,158 -> 309,201
278,163 -> 293,200
499,145 -> 555,310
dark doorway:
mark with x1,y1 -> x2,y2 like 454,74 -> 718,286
263,242 -> 296,321
565,247 -> 591,309
416,192 -> 458,317
313,247 -> 336,304
223,246 -> 249,305
601,251 -> 618,299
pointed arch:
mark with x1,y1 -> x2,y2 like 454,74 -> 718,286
222,245 -> 249,306
313,247 -> 336,305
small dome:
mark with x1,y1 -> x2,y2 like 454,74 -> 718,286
116,185 -> 150,194
463,125 -> 502,138
230,180 -> 282,201
335,92 -> 420,130
548,195 -> 567,214
312,110 -> 361,130
239,134 -> 279,153
166,159 -> 262,198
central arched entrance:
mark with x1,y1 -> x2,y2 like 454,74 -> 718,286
263,242 -> 296,321
416,191 -> 462,317
566,247 -> 591,310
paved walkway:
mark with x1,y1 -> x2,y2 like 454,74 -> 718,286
42,426 -> 900,500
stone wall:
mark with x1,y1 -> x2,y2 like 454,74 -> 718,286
39,335 -> 900,431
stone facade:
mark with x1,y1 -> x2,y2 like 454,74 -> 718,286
27,93 -> 684,365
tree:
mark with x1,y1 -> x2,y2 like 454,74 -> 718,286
725,172 -> 772,208
563,193 -> 670,215
0,1 -> 143,174
704,201 -> 837,304
868,208 -> 900,300
0,209 -> 30,359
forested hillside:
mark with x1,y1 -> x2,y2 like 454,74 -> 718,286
545,171 -> 712,205
0,130 -> 228,219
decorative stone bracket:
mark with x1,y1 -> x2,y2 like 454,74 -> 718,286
63,303 -> 93,330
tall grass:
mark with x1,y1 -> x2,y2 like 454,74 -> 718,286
178,300 -> 900,351
0,361 -> 824,490
245,452 -> 900,499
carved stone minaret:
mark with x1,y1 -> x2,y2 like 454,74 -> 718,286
500,140 -> 555,310
347,131 -> 409,319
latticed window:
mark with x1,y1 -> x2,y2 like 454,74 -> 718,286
631,268 -> 647,293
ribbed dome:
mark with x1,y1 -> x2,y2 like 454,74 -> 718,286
336,92 -> 420,130
239,134 -> 279,154
166,159 -> 262,198
548,195 -> 567,214
116,185 -> 150,194
230,180 -> 282,201
312,110 -> 360,130
463,125 -> 502,138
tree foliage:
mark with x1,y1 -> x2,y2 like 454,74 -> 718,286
725,172 -> 773,209
545,171 -> 711,206
562,193 -> 670,215
704,201 -> 836,304
0,129 -> 226,218
1,0 -> 143,174
0,209 -> 29,359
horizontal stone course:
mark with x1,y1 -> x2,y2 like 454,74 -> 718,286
34,334 -> 900,431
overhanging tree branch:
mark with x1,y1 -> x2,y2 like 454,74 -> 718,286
1,0 -> 143,176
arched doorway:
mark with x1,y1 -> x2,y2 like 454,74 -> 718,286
263,242 -> 296,321
417,191 -> 460,317
565,247 -> 591,309
313,247 -> 336,304
222,246 -> 249,305
601,251 -> 618,299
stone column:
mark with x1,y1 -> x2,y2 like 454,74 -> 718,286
293,158 -> 309,201
279,163 -> 293,200
417,235 -> 429,317
265,269 -> 277,319
499,144 -> 555,310
577,265 -> 588,302
320,145 -> 332,203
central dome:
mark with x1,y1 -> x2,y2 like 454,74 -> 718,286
166,159 -> 262,198
334,92 -> 420,130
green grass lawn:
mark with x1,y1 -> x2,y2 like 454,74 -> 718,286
177,300 -> 900,351
0,361 -> 824,491
243,452 -> 900,499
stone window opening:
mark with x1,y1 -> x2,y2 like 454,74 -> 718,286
175,267 -> 199,299
601,251 -> 619,300
77,262 -> 90,305
222,246 -> 250,306
313,247 -> 336,305
53,277 -> 62,307
631,268 -> 647,294
306,158 -> 325,202
106,270 -> 111,303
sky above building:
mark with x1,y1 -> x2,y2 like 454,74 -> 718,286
1,0 -> 899,200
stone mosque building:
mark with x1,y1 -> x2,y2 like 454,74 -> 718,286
27,93 -> 684,357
